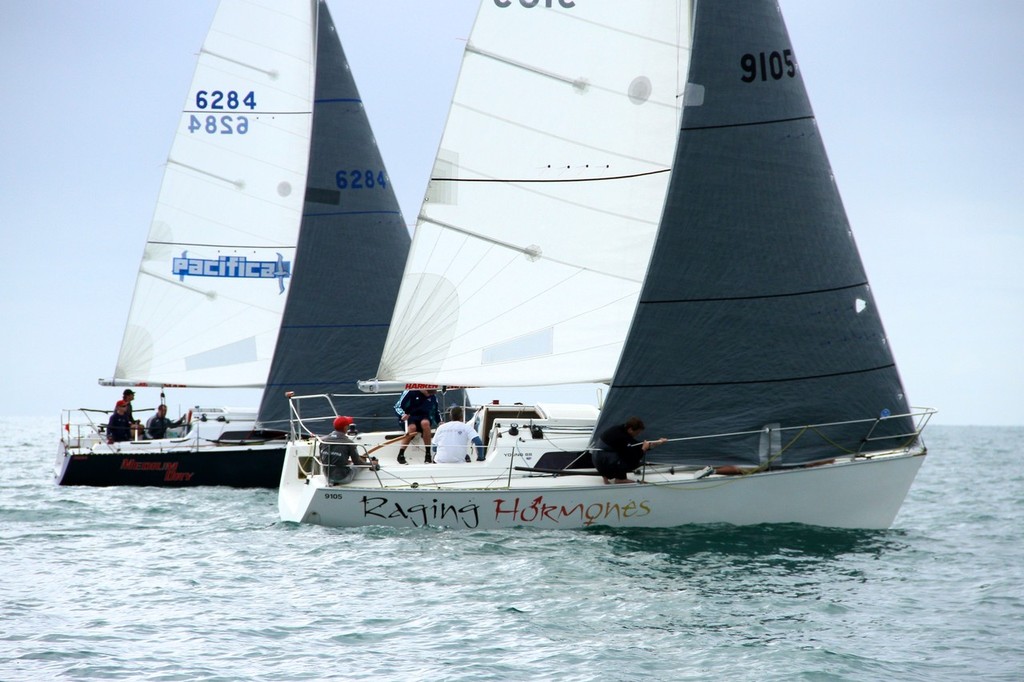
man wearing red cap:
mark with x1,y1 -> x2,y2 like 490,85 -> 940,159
106,401 -> 133,444
320,416 -> 375,485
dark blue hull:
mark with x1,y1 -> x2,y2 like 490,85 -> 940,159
56,445 -> 286,488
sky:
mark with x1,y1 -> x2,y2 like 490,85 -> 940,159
2,1 -> 1021,426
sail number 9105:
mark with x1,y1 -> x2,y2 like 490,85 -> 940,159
740,50 -> 796,82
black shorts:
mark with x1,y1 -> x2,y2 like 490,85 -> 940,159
407,417 -> 430,433
592,449 -> 632,480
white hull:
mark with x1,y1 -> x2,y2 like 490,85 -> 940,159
277,403 -> 926,530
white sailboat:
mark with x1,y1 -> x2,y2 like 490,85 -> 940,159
278,0 -> 934,529
57,0 -> 410,486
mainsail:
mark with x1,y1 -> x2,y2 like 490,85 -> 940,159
595,0 -> 915,465
255,1 -> 412,431
103,0 -> 316,388
374,1 -> 694,388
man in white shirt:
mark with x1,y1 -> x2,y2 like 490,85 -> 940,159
431,407 -> 485,463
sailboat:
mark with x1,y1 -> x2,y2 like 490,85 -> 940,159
56,0 -> 410,487
277,0 -> 934,529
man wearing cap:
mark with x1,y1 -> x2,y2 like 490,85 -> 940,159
121,389 -> 143,439
106,401 -> 133,444
320,416 -> 375,485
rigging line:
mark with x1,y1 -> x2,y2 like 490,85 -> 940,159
380,254 -> 633,372
418,216 -> 643,284
376,232 -> 482,367
199,48 -> 280,79
430,168 -> 671,184
137,266 -> 284,319
400,244 -> 503,345
807,426 -> 860,456
465,43 -> 682,118
438,292 -> 636,368
159,162 -> 308,228
137,267 -> 219,299
167,159 -> 243,188
401,248 -> 537,361
500,3 -> 687,51
612,363 -> 899,389
450,100 -> 676,166
681,114 -> 815,132
640,281 -> 870,305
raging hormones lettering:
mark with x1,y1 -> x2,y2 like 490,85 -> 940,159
355,493 -> 653,528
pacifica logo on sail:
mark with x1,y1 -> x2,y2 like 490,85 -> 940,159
172,251 -> 291,293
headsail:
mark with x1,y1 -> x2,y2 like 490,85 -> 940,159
374,1 -> 694,388
596,0 -> 915,465
255,1 -> 413,432
103,0 -> 316,388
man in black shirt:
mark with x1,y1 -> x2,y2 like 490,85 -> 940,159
106,401 -> 133,444
145,404 -> 186,440
592,416 -> 666,484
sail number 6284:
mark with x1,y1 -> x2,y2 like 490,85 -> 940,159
188,115 -> 249,135
336,170 -> 388,190
195,90 -> 257,110
740,50 -> 796,82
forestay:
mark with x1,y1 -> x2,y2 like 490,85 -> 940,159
105,0 -> 316,388
375,1 -> 694,387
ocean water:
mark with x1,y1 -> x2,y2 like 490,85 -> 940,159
1,419 -> 1021,681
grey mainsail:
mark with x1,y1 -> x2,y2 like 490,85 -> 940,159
256,1 -> 411,433
595,0 -> 915,466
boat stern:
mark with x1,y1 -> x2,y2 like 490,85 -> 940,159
278,439 -> 323,523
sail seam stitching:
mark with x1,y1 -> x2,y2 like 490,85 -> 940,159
681,114 -> 814,132
429,169 -> 671,184
614,364 -> 898,389
641,281 -> 868,304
